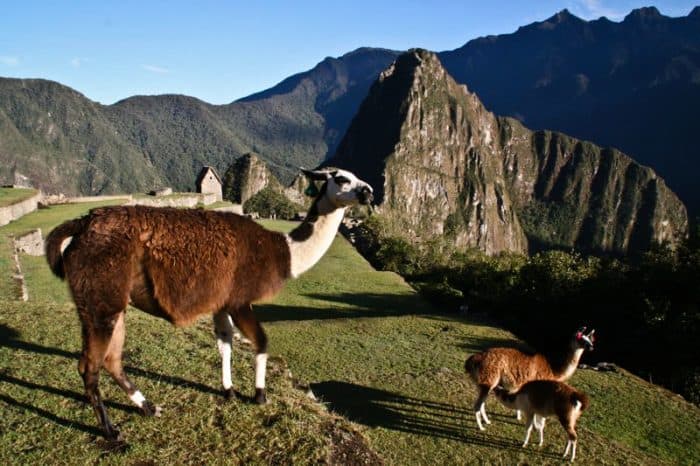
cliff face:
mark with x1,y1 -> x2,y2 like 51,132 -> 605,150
330,50 -> 687,255
500,119 -> 688,252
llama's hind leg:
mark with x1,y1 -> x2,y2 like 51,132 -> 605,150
561,415 -> 578,462
473,384 -> 492,430
213,310 -> 235,399
233,305 -> 268,404
78,312 -> 121,441
534,415 -> 546,446
103,312 -> 161,417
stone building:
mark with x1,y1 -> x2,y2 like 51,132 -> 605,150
196,166 -> 223,201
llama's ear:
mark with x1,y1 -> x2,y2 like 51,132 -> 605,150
301,169 -> 332,181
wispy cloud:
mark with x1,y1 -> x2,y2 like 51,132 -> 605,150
141,64 -> 170,74
70,57 -> 87,68
0,56 -> 19,67
574,0 -> 624,20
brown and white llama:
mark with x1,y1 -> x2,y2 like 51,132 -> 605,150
45,168 -> 373,441
493,380 -> 590,462
464,327 -> 594,430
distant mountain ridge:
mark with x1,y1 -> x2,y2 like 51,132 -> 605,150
439,6 -> 700,214
0,6 -> 697,218
328,50 -> 687,255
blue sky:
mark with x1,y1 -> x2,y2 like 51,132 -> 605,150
1,1 -> 696,105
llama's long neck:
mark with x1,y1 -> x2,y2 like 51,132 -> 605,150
549,345 -> 585,381
286,196 -> 346,278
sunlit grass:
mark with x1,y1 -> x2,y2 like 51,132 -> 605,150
0,209 -> 698,464
0,188 -> 38,208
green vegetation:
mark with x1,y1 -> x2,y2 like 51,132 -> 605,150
0,188 -> 38,208
0,207 -> 698,464
243,186 -> 302,219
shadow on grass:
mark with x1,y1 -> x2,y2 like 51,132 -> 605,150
458,335 -> 533,354
311,380 -> 558,458
0,392 -> 103,437
257,291 -> 434,322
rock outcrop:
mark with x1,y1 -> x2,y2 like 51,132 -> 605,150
222,153 -> 283,204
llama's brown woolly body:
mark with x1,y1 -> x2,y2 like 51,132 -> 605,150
495,380 -> 590,420
48,206 -> 291,327
465,348 -> 571,391
44,168 -> 374,442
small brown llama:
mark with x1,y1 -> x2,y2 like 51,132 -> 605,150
45,168 -> 373,441
494,380 -> 590,462
464,327 -> 594,430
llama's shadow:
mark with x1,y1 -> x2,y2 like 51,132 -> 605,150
310,380 -> 557,457
458,335 -> 534,354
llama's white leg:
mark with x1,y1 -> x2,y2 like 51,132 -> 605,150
563,439 -> 572,458
214,311 -> 235,397
480,403 -> 491,424
475,409 -> 485,431
523,417 -> 535,447
255,353 -> 268,391
516,409 -> 522,421
571,440 -> 577,462
535,416 -> 545,446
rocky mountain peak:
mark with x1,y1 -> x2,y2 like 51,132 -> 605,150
624,6 -> 664,23
331,50 -> 528,254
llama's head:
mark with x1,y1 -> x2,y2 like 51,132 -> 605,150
573,327 -> 595,351
303,169 -> 373,208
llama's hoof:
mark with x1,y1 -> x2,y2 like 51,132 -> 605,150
141,401 -> 162,417
255,388 -> 267,405
223,388 -> 235,400
104,425 -> 123,443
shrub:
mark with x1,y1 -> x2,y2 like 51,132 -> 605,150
243,187 -> 301,220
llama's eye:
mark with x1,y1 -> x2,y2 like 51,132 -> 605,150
334,176 -> 351,185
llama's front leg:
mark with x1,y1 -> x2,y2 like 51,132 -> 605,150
480,402 -> 491,425
214,310 -> 235,399
473,384 -> 491,431
522,414 -> 536,447
233,305 -> 268,404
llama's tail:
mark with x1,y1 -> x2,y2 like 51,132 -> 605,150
45,216 -> 89,279
571,390 -> 590,412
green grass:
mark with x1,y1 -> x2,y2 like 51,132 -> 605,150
0,188 -> 38,208
1,212 -> 699,464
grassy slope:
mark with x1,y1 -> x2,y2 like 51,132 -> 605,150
0,210 -> 698,464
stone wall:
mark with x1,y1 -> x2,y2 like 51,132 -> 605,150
128,193 -> 218,208
0,192 -> 41,227
14,229 -> 44,256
